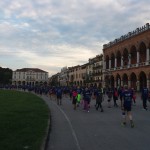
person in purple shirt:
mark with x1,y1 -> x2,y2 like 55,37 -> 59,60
121,85 -> 134,128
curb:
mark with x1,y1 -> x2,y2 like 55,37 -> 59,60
40,110 -> 51,150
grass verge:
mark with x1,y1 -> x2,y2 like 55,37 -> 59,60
0,90 -> 49,150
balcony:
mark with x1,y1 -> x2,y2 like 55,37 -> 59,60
139,62 -> 146,66
116,67 -> 121,70
122,65 -> 128,69
93,65 -> 103,70
92,79 -> 102,82
106,61 -> 149,72
110,68 -> 115,71
92,72 -> 102,76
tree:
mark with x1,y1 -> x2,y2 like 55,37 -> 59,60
0,67 -> 12,84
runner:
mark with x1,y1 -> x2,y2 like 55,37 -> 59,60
83,87 -> 92,112
95,88 -> 104,112
72,88 -> 78,110
56,87 -> 63,105
119,86 -> 124,108
113,88 -> 118,107
121,85 -> 134,128
131,88 -> 136,105
107,88 -> 113,108
141,86 -> 149,110
76,86 -> 82,107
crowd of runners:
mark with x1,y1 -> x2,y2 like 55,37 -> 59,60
1,84 -> 150,128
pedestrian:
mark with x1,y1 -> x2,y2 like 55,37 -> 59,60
83,87 -> 92,112
72,89 -> 78,110
49,88 -> 53,99
94,87 -> 98,108
132,88 -> 136,105
69,88 -> 73,100
113,88 -> 118,107
141,86 -> 149,110
119,87 -> 124,108
76,93 -> 81,107
76,86 -> 82,107
148,91 -> 150,102
107,88 -> 113,108
56,87 -> 63,105
121,85 -> 134,128
95,88 -> 104,112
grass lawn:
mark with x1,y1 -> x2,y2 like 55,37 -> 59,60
0,90 -> 49,150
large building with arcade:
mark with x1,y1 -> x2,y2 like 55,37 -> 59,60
103,23 -> 150,91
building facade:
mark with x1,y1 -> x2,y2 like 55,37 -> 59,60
68,65 -> 81,86
103,23 -> 150,91
86,55 -> 103,87
49,73 -> 60,86
67,64 -> 87,86
12,68 -> 48,86
59,67 -> 68,86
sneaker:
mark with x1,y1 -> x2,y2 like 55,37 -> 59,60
87,110 -> 89,112
121,122 -> 126,127
131,123 -> 134,128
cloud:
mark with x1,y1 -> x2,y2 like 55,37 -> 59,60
0,0 -> 150,76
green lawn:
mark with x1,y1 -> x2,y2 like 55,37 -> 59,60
0,90 -> 49,150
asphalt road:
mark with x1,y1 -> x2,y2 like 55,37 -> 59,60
42,94 -> 150,150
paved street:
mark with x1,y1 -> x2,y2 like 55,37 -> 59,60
42,94 -> 150,150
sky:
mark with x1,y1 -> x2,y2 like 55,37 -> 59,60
0,0 -> 149,76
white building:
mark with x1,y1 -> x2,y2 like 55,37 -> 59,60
12,68 -> 48,86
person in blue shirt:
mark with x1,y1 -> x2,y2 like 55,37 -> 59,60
141,86 -> 149,110
56,87 -> 63,105
83,87 -> 92,112
122,85 -> 134,128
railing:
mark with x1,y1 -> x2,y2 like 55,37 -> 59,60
130,64 -> 136,67
103,61 -> 149,73
122,65 -> 128,69
93,79 -> 102,82
110,68 -> 115,71
103,23 -> 150,49
116,67 -> 121,70
93,65 -> 103,70
139,62 -> 146,66
92,72 -> 102,76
